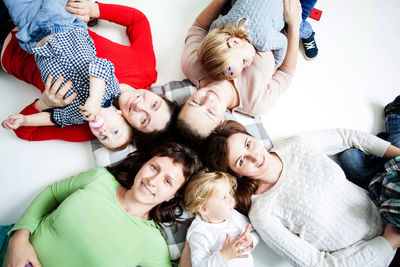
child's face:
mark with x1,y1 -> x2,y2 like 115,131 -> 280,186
225,38 -> 256,79
90,106 -> 132,150
199,179 -> 235,223
119,89 -> 170,133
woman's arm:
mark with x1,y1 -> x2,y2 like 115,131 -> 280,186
280,0 -> 301,70
298,128 -> 391,158
195,0 -> 228,28
252,216 -> 395,267
6,168 -> 103,267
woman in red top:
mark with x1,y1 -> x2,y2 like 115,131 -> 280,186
1,0 -> 171,143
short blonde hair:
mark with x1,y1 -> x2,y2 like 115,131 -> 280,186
184,171 -> 237,216
197,23 -> 249,80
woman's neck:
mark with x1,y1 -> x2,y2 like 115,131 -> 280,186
116,186 -> 150,220
255,152 -> 283,194
119,83 -> 136,93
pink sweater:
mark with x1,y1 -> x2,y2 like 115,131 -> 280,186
181,22 -> 295,116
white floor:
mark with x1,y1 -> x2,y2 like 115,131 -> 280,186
1,0 -> 399,266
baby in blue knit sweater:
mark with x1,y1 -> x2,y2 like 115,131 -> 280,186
198,0 -> 286,80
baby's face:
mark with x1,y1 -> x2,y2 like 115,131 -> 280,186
199,179 -> 235,223
90,106 -> 132,150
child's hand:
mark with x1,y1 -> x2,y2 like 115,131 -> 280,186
219,233 -> 251,264
79,97 -> 101,122
241,224 -> 254,249
2,114 -> 25,130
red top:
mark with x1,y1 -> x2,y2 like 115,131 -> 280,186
1,3 -> 157,142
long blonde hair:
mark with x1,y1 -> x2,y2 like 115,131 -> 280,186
197,23 -> 249,80
184,171 -> 237,216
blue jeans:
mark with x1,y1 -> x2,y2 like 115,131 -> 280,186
299,0 -> 317,39
3,0 -> 86,53
0,224 -> 14,265
338,113 -> 400,189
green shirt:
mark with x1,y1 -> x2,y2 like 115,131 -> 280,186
6,168 -> 171,267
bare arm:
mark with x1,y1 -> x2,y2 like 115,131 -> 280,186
78,75 -> 105,121
2,112 -> 54,130
178,240 -> 192,267
383,144 -> 400,158
280,0 -> 301,70
196,0 -> 228,28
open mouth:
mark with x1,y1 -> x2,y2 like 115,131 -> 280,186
258,155 -> 265,168
141,182 -> 155,196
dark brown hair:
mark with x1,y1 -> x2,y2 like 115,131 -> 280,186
202,120 -> 258,215
107,141 -> 203,227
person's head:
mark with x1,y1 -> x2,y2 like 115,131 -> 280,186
184,171 -> 236,223
198,23 -> 256,80
107,141 -> 203,226
203,120 -> 268,214
89,106 -> 133,151
118,89 -> 177,135
177,83 -> 227,143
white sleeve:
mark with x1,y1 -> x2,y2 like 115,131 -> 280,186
297,128 -> 390,157
251,215 -> 394,267
188,232 -> 225,267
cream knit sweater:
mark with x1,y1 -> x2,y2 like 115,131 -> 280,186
249,129 -> 395,267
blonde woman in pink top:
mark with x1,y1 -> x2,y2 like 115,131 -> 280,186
177,0 -> 300,143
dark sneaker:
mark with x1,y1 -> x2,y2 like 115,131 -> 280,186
384,95 -> 400,116
301,32 -> 318,60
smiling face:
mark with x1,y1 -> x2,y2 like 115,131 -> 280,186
226,133 -> 271,180
89,106 -> 132,150
198,179 -> 235,223
129,156 -> 185,207
178,86 -> 226,138
119,89 -> 170,133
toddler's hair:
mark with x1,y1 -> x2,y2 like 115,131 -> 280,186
184,171 -> 237,216
197,23 -> 249,80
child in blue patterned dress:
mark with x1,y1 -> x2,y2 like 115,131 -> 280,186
1,0 -> 132,150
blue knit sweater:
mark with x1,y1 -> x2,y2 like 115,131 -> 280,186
210,0 -> 287,68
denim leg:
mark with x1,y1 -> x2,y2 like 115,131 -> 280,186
386,113 -> 400,147
299,0 -> 317,38
338,148 -> 387,189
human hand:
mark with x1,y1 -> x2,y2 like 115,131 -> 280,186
39,75 -> 76,109
283,0 -> 301,28
2,114 -> 25,130
79,97 -> 101,122
66,0 -> 99,23
383,223 -> 400,249
219,233 -> 251,264
241,224 -> 254,249
5,229 -> 41,267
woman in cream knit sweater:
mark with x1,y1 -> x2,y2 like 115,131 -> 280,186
203,120 -> 400,267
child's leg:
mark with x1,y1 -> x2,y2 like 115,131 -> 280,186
299,0 -> 317,39
386,113 -> 400,148
3,0 -> 86,53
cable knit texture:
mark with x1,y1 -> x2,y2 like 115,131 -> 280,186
210,0 -> 287,67
249,129 -> 394,267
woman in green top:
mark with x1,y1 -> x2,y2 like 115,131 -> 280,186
3,141 -> 202,267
